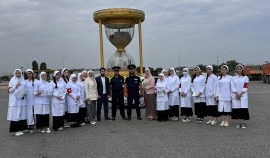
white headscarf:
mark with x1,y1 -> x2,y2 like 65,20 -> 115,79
235,64 -> 243,70
169,67 -> 177,77
26,69 -> 34,74
87,70 -> 94,79
53,71 -> 60,77
221,65 -> 229,72
206,65 -> 213,71
61,68 -> 68,75
39,72 -> 47,81
12,69 -> 24,82
69,74 -> 77,82
78,73 -> 83,82
182,68 -> 190,77
157,73 -> 165,83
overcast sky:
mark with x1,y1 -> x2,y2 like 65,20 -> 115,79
1,0 -> 270,75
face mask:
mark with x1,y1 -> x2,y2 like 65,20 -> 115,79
183,72 -> 188,75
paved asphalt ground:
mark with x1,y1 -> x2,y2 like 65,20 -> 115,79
0,81 -> 269,158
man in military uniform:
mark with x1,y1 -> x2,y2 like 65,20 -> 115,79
125,64 -> 142,120
110,66 -> 126,120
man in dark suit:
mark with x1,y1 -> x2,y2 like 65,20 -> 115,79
95,67 -> 111,121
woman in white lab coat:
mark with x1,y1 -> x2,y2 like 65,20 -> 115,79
61,68 -> 70,127
231,64 -> 250,128
205,65 -> 219,126
24,69 -> 37,132
34,72 -> 52,133
50,71 -> 66,131
167,68 -> 180,121
77,73 -> 87,126
191,67 -> 206,124
66,74 -> 81,127
179,68 -> 193,123
155,73 -> 169,121
7,69 -> 27,136
215,65 -> 232,127
161,69 -> 169,81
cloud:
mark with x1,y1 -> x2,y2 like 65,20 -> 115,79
0,0 -> 270,75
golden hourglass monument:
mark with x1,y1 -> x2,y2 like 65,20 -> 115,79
93,8 -> 145,76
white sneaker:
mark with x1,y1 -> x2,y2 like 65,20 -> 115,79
241,123 -> 247,129
211,121 -> 217,126
40,129 -> 46,133
15,131 -> 24,136
236,124 -> 241,128
223,121 -> 229,127
80,122 -> 86,126
206,120 -> 212,125
90,121 -> 97,125
64,122 -> 70,128
219,121 -> 225,127
45,128 -> 51,133
29,130 -> 35,134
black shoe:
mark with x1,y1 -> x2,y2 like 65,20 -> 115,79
76,124 -> 81,127
127,116 -> 131,120
137,116 -> 142,120
122,117 -> 127,120
97,118 -> 101,121
112,117 -> 115,121
71,124 -> 77,128
105,117 -> 111,120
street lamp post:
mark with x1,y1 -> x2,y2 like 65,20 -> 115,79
62,56 -> 66,68
178,51 -> 183,68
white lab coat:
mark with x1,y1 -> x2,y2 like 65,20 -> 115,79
216,75 -> 233,112
34,80 -> 52,114
155,80 -> 169,110
66,81 -> 81,113
7,78 -> 27,121
78,80 -> 86,108
167,74 -> 180,106
191,75 -> 206,103
205,74 -> 218,106
50,80 -> 66,116
231,75 -> 249,109
179,76 -> 192,108
24,79 -> 37,125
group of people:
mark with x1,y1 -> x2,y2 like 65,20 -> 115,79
144,64 -> 250,129
7,63 -> 250,137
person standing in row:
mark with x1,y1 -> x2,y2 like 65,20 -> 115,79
85,70 -> 98,125
110,66 -> 126,120
216,65 -> 232,127
24,69 -> 36,133
191,67 -> 207,124
231,64 -> 250,128
143,68 -> 156,120
7,69 -> 27,136
34,72 -> 52,133
77,73 -> 87,126
96,68 -> 111,121
61,68 -> 70,128
125,64 -> 142,120
66,74 -> 81,127
167,68 -> 180,121
155,73 -> 169,122
179,68 -> 193,123
161,69 -> 168,81
50,71 -> 66,131
205,65 -> 219,126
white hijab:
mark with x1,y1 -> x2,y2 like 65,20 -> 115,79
182,68 -> 190,77
39,72 -> 47,82
78,73 -> 83,82
11,69 -> 24,83
69,74 -> 77,83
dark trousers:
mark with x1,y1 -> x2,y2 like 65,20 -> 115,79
53,116 -> 64,130
112,93 -> 125,118
169,106 -> 179,117
9,120 -> 27,132
127,93 -> 141,117
36,114 -> 49,129
195,102 -> 207,119
97,94 -> 109,119
78,107 -> 87,123
157,110 -> 168,121
69,113 -> 79,123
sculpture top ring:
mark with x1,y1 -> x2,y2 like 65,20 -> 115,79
93,8 -> 145,25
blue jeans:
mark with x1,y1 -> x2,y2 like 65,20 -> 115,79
97,94 -> 109,119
